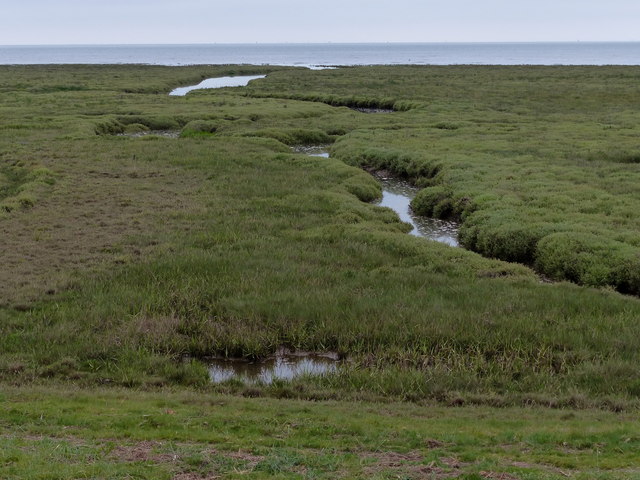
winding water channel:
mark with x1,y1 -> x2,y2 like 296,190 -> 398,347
374,173 -> 459,246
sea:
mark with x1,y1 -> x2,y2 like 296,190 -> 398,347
0,43 -> 639,66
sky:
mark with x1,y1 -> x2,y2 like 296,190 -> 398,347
1,0 -> 639,45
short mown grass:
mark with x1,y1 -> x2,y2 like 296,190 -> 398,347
1,386 -> 639,479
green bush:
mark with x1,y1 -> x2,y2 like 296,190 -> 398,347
411,186 -> 453,218
535,232 -> 628,288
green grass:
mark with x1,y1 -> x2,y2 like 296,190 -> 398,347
1,386 -> 639,479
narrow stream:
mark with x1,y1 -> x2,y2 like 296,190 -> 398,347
295,146 -> 460,246
169,75 -> 266,96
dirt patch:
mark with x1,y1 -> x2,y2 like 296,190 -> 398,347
425,438 -> 448,449
220,449 -> 264,466
509,460 -> 573,476
480,472 -> 520,480
361,451 -> 467,479
172,474 -> 218,480
109,440 -> 179,463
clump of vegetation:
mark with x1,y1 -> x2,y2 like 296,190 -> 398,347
0,165 -> 55,214
180,120 -> 219,137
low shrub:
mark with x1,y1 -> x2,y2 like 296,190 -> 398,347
535,232 -> 633,289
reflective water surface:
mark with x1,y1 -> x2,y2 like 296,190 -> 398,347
351,107 -> 394,114
169,75 -> 266,96
375,173 -> 460,246
293,145 -> 331,157
208,349 -> 340,384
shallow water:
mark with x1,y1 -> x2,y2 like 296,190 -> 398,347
375,174 -> 459,246
296,146 -> 460,246
208,350 -> 339,384
293,145 -> 331,157
169,74 -> 266,96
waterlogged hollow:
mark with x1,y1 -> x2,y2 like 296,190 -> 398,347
297,147 -> 460,246
207,349 -> 340,384
169,75 -> 266,96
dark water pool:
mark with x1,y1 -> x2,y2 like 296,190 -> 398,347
207,349 -> 340,384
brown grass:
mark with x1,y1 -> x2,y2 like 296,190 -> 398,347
0,139 -> 207,307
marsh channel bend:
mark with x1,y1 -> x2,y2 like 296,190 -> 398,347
298,147 -> 460,246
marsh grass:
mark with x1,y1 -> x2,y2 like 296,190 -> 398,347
1,64 -> 640,406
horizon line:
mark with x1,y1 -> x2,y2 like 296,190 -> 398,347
2,41 -> 640,48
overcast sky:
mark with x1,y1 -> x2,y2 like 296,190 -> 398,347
1,0 -> 639,45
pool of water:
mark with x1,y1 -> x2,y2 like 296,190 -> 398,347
207,349 -> 340,384
169,75 -> 266,96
